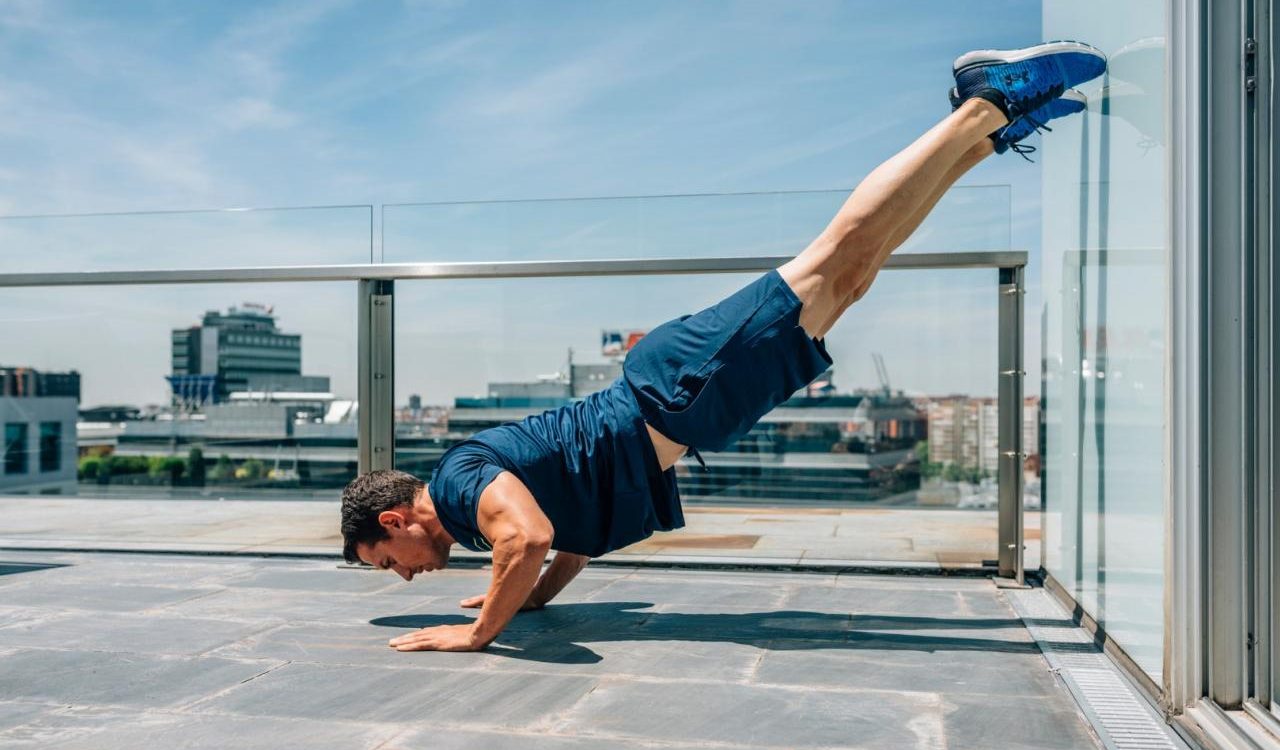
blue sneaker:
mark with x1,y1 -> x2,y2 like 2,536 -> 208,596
949,87 -> 1088,159
952,41 -> 1106,125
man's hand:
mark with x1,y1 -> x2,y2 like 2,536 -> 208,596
388,624 -> 482,652
459,593 -> 543,611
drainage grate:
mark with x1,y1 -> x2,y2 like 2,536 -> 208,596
1006,588 -> 1188,750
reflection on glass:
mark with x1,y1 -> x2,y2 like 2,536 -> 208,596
1041,0 -> 1167,679
382,187 -> 1010,263
395,268 -> 1015,565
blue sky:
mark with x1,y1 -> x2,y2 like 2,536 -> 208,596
0,0 -> 1043,406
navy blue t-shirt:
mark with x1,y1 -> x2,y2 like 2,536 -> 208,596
428,378 -> 685,557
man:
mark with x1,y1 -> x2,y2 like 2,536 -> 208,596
340,41 -> 1106,653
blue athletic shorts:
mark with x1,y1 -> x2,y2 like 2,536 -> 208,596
621,268 -> 834,467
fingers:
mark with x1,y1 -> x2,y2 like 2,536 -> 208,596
459,595 -> 485,608
388,631 -> 436,651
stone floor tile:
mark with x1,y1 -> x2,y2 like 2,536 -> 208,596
0,581 -> 221,613
0,650 -> 281,709
0,701 -> 60,731
196,661 -> 598,729
0,708 -> 402,750
942,693 -> 1100,749
0,610 -> 274,656
554,677 -> 946,748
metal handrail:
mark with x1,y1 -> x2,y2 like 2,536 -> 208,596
0,251 -> 1026,288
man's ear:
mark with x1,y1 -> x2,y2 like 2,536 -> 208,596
377,509 -> 406,530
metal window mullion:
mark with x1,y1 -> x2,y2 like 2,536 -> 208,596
1263,0 -> 1279,711
1207,0 -> 1251,709
1168,0 -> 1210,714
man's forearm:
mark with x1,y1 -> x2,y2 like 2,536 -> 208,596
530,551 -> 589,607
471,535 -> 550,647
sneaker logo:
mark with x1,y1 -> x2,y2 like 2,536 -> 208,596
1003,71 -> 1030,87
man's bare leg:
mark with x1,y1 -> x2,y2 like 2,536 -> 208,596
777,98 -> 1006,339
812,137 -> 995,336
646,103 -> 1003,472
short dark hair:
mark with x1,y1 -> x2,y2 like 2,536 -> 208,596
340,469 -> 424,564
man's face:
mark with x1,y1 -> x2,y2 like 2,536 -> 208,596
356,510 -> 450,582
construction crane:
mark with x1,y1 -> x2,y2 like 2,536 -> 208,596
872,352 -> 892,398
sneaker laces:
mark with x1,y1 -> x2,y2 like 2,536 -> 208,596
1009,142 -> 1038,162
1004,109 -> 1054,162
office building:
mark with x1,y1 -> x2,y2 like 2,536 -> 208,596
170,303 -> 329,404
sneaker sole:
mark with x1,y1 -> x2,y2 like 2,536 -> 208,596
953,39 -> 1106,74
951,87 -> 1088,103
950,87 -> 1088,111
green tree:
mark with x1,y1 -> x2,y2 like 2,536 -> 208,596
78,456 -> 103,481
107,454 -> 149,476
148,455 -> 186,483
208,454 -> 234,482
238,459 -> 266,481
187,447 -> 206,486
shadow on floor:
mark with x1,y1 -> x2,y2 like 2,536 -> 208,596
370,601 -> 1041,665
0,561 -> 70,577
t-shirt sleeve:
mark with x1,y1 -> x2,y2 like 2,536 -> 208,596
429,450 -> 506,552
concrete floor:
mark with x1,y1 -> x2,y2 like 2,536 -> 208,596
0,551 -> 1098,749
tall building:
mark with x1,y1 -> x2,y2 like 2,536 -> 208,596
170,304 -> 329,404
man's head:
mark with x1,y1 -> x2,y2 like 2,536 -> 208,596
340,469 -> 452,581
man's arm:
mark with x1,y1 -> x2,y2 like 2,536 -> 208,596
461,550 -> 589,611
469,472 -> 553,646
528,550 -> 589,607
388,471 -> 552,652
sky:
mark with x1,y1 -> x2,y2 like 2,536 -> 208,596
0,0 -> 1044,407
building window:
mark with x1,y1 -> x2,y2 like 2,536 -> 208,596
4,423 -> 28,475
39,422 -> 61,473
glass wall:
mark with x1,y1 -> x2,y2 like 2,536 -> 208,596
389,189 -> 1024,566
1041,2 -> 1167,678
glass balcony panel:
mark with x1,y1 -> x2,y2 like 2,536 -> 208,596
381,186 -> 1010,263
395,267 -> 1014,566
1042,0 -> 1168,680
0,283 -> 357,506
0,206 -> 373,273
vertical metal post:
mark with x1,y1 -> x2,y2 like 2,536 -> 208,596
358,279 -> 394,474
998,263 -> 1026,583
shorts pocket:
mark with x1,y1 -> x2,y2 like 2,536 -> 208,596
660,361 -> 726,416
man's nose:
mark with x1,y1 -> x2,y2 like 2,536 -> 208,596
394,565 -> 412,581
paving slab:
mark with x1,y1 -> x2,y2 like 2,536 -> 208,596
0,650 -> 281,709
383,727 -> 715,750
942,693 -> 1103,750
196,661 -> 599,728
0,581 -> 220,613
0,701 -> 59,733
0,709 -> 402,750
551,677 -> 947,748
